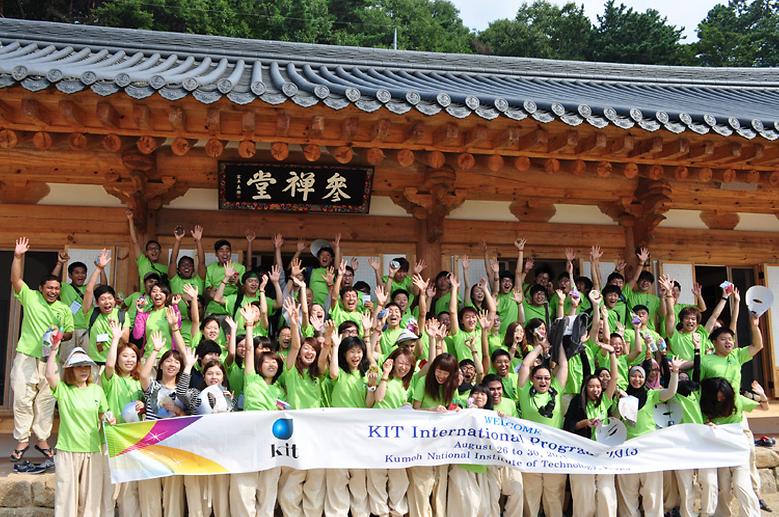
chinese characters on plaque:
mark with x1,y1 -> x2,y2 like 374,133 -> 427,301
219,163 -> 373,213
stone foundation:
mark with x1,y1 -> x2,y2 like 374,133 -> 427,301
0,473 -> 54,516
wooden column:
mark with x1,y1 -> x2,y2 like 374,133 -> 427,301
416,218 -> 443,275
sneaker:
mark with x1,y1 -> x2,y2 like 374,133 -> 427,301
760,499 -> 773,512
13,460 -> 47,474
39,458 -> 55,471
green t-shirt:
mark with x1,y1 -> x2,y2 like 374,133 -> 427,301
88,307 -> 130,363
243,372 -> 284,411
675,392 -> 703,425
549,292 -> 574,318
136,255 -> 167,288
379,327 -> 404,357
712,394 -> 758,425
52,382 -> 108,453
309,267 -> 330,307
100,372 -> 143,423
522,301 -> 548,324
624,328 -> 663,356
447,329 -> 481,362
141,308 -> 175,358
60,282 -> 87,329
585,395 -> 613,440
623,284 -> 661,330
564,341 -> 597,395
227,362 -> 244,401
499,371 -> 519,401
433,292 -> 460,317
376,377 -> 411,409
383,275 -> 416,306
660,303 -> 693,338
412,375 -> 449,409
205,261 -> 246,316
224,292 -> 268,336
14,283 -> 75,358
168,274 -> 204,320
595,351 -> 641,391
493,396 -> 519,417
280,363 -> 323,409
125,291 -> 152,323
329,303 -> 363,337
331,369 -> 367,408
669,326 -> 712,362
517,378 -> 564,428
496,292 -> 519,337
700,347 -> 751,390
624,388 -> 662,439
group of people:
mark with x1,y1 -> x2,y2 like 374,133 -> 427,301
7,215 -> 773,517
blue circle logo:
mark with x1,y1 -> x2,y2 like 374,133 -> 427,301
272,418 -> 294,440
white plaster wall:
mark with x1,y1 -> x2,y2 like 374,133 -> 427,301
38,183 -> 123,207
549,204 -> 616,225
659,209 -> 707,229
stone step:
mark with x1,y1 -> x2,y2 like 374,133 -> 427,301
0,472 -> 54,516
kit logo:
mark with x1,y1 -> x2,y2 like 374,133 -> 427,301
271,418 -> 298,458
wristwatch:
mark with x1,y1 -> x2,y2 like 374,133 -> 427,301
367,386 -> 377,392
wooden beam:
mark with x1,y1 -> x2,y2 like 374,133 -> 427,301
544,158 -> 560,174
513,156 -> 531,172
653,138 -> 689,160
749,144 -> 779,165
517,128 -> 548,151
241,111 -> 255,137
136,135 -> 160,155
560,159 -> 587,176
627,136 -> 663,158
205,108 -> 221,136
696,167 -> 713,182
168,106 -> 186,132
68,132 -> 87,150
59,100 -> 84,126
32,131 -> 53,151
365,147 -> 385,166
308,115 -> 325,139
341,117 -> 359,141
546,130 -> 577,153
370,118 -> 391,142
595,161 -> 612,178
404,122 -> 426,143
576,133 -> 607,155
463,125 -> 488,147
619,162 -> 639,179
396,149 -> 415,168
608,134 -> 635,156
21,98 -> 51,126
456,152 -> 476,171
433,123 -> 459,147
271,142 -> 289,161
743,170 -> 760,184
0,179 -> 50,204
0,99 -> 15,122
700,211 -> 740,230
493,127 -> 520,149
509,199 -> 556,223
102,133 -> 122,153
238,140 -> 256,159
674,166 -> 689,180
170,137 -> 191,156
331,146 -> 353,164
687,142 -> 715,161
303,144 -> 321,162
704,142 -> 741,163
204,138 -> 224,158
96,101 -> 120,129
423,151 -> 446,169
132,103 -> 151,130
484,154 -> 504,172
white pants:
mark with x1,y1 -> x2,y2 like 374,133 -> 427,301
184,474 -> 229,517
447,466 -> 490,517
55,450 -> 104,517
366,468 -> 409,516
714,465 -> 760,517
570,473 -> 617,517
407,465 -> 448,517
523,472 -> 566,517
10,353 -> 55,443
617,471 -> 663,517
278,468 -> 326,517
673,468 -> 718,517
325,468 -> 370,517
230,468 -> 281,517
137,478 -> 162,517
486,466 -> 523,517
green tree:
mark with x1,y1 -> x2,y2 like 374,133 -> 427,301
696,0 -> 779,67
477,1 -> 592,60
591,0 -> 691,65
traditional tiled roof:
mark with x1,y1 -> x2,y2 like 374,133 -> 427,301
1,18 -> 779,140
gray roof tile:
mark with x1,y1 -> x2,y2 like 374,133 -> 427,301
0,18 -> 778,140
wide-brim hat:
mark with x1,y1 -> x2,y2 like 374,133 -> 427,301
64,347 -> 96,368
310,239 -> 332,258
395,329 -> 419,346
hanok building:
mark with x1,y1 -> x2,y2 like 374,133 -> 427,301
0,18 -> 778,406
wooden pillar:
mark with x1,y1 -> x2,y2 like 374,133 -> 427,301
416,218 -> 443,275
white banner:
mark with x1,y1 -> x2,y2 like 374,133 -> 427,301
105,408 -> 749,483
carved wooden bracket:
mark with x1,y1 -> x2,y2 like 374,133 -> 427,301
0,179 -> 50,204
630,178 -> 672,246
104,170 -> 189,228
509,199 -> 557,223
390,166 -> 466,242
700,210 -> 740,230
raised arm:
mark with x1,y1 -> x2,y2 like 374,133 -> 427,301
45,333 -> 63,389
461,256 -> 471,302
554,338 -> 569,387
318,320 -> 335,374
374,358 -> 394,406
182,283 -> 200,337
368,256 -> 383,290
412,274 -> 429,335
284,298 -> 302,370
448,273 -> 461,335
590,245 -> 603,291
11,237 -> 29,295
730,287 -> 741,333
518,345 -> 543,388
328,323 -> 341,380
272,233 -> 285,273
478,311 -> 491,380
104,318 -> 125,380
481,277 -> 497,321
692,282 -> 707,313
125,210 -> 142,260
629,247 -> 650,290
333,233 -> 342,275
52,249 -> 68,282
82,249 -> 110,314
555,289 -> 566,319
244,230 -> 255,269
212,261 -> 235,305
140,331 -> 166,391
258,275 -> 270,330
659,357 -> 682,402
269,264 -> 284,310
514,239 -> 526,290
240,305 -> 257,375
224,315 -> 237,366
168,226 -> 185,280
191,225 -> 205,279
659,275 -> 676,337
748,313 -> 764,358
704,288 -> 732,333
330,259 -> 346,308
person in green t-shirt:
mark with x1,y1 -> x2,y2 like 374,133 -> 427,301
659,280 -> 707,337
167,224 -> 206,321
125,209 -> 167,289
523,284 -> 551,328
205,240 -> 245,316
563,336 -> 619,517
366,347 -> 416,517
81,250 -> 130,363
45,338 -> 112,515
10,237 -> 75,463
326,322 -> 374,517
448,273 -> 495,363
330,260 -> 370,337
308,235 -> 341,307
617,359 -> 681,517
697,312 -> 764,391
517,340 -> 569,517
131,284 -> 182,357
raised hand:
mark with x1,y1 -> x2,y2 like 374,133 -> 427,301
182,283 -> 198,300
461,255 -> 470,271
412,274 -> 428,293
174,225 -> 186,241
150,330 -> 166,353
514,238 -> 527,251
272,233 -> 284,250
565,248 -> 575,262
290,257 -> 303,278
245,229 -> 256,242
296,239 -> 307,253
477,310 -> 491,329
14,237 -> 29,257
291,275 -> 306,291
590,245 -> 603,261
223,260 -> 236,282
324,267 -> 335,286
488,259 -> 499,276
555,289 -> 565,302
260,274 -> 269,292
523,257 -> 534,273
637,247 -> 650,264
464,337 -> 477,354
190,224 -> 203,241
165,306 -> 178,328
615,259 -> 627,273
413,259 -> 427,274
448,273 -> 460,291
170,294 -> 181,307
334,233 -> 341,248
337,259 -> 347,277
597,340 -> 615,354
361,311 -> 373,334
108,318 -> 123,340
692,282 -> 702,297
309,311 -> 324,332
282,297 -> 299,318
239,305 -> 257,327
350,257 -> 359,272
732,287 -> 741,304
669,357 -> 685,373
512,289 -> 524,304
375,284 -> 388,306
382,358 -> 394,377
752,380 -> 766,398
124,209 -> 134,221
225,316 -> 237,334
96,248 -> 111,269
692,332 -> 702,349
57,250 -> 69,263
270,264 -> 282,284
180,343 -> 197,369
367,257 -> 380,272
135,297 -> 147,313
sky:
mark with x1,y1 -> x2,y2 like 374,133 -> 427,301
450,0 -> 726,41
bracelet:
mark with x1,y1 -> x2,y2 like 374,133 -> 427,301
170,326 -> 181,332
381,378 -> 389,382
721,297 -> 728,301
